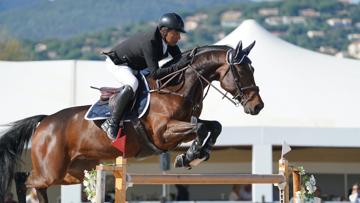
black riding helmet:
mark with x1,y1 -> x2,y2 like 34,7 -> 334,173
158,13 -> 186,33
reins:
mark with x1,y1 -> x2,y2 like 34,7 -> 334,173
148,48 -> 198,97
149,46 -> 259,107
148,65 -> 189,97
188,64 -> 238,106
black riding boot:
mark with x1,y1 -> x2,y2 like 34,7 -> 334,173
101,85 -> 134,140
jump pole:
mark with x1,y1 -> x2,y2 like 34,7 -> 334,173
95,156 -> 294,203
129,173 -> 285,185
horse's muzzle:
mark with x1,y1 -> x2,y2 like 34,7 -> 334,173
253,102 -> 264,115
244,99 -> 264,115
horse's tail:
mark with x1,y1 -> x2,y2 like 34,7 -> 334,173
0,115 -> 47,198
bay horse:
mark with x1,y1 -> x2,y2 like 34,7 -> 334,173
0,41 -> 263,202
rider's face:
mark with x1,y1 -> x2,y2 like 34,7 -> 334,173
165,30 -> 181,46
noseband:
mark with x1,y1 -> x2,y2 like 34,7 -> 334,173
225,49 -> 259,106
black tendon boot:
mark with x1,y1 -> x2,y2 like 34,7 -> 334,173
101,85 -> 134,140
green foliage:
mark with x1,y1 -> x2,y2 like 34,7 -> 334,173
0,0 -> 243,40
297,166 -> 317,200
1,0 -> 360,61
0,30 -> 34,60
349,6 -> 360,21
83,169 -> 97,203
281,0 -> 342,15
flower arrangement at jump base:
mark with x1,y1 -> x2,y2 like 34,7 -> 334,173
83,169 -> 97,203
295,166 -> 321,203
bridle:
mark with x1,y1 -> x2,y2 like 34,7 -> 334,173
224,48 -> 259,106
151,46 -> 259,107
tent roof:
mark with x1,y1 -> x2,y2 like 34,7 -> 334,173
200,19 -> 360,128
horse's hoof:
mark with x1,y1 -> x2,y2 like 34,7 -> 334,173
189,157 -> 206,167
174,154 -> 185,168
174,154 -> 191,169
203,153 -> 210,161
200,150 -> 210,161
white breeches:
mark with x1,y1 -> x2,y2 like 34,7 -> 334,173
105,57 -> 139,92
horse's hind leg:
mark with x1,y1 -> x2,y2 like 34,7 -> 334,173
26,158 -> 68,189
62,159 -> 100,185
26,132 -> 70,188
36,188 -> 49,203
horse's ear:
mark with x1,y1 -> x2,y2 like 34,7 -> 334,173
234,40 -> 243,57
243,40 -> 256,55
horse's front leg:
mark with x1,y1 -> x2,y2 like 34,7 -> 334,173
162,117 -> 198,144
174,119 -> 222,168
198,119 -> 222,161
169,117 -> 210,169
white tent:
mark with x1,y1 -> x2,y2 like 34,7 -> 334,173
197,19 -> 360,148
0,60 -> 117,124
211,19 -> 360,128
208,20 -> 360,201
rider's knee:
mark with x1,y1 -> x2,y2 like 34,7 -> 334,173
123,84 -> 134,93
129,78 -> 139,92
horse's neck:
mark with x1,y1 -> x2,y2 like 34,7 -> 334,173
181,51 -> 226,102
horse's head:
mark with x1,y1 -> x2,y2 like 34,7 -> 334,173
162,41 -> 263,115
218,41 -> 264,115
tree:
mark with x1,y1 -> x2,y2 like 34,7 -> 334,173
0,38 -> 33,61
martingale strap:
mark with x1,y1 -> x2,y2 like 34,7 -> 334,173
131,118 -> 164,158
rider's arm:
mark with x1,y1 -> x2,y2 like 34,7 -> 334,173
142,42 -> 160,74
152,57 -> 191,79
152,65 -> 179,79
144,43 -> 185,80
168,45 -> 181,58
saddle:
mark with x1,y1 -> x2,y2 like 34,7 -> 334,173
91,86 -> 121,101
86,73 -> 162,158
86,72 -> 150,121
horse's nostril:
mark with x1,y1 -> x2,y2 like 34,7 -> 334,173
254,103 -> 263,113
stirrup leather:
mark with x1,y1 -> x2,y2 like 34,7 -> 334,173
101,119 -> 118,140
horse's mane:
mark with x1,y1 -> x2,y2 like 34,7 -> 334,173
182,45 -> 231,56
163,45 -> 231,68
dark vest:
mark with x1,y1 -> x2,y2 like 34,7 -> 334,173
110,27 -> 181,74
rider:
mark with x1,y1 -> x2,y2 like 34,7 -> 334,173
102,12 -> 187,140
